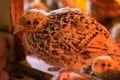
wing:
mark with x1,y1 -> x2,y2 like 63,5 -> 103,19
44,7 -> 119,67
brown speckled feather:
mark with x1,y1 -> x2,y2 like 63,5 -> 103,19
15,7 -> 120,70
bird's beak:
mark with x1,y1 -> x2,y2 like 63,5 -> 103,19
13,25 -> 25,34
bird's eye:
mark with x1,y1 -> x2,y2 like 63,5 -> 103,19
26,20 -> 31,25
33,20 -> 39,26
101,63 -> 105,67
108,64 -> 111,67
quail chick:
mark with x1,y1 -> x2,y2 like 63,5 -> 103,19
14,7 -> 120,79
91,56 -> 116,74
90,56 -> 120,79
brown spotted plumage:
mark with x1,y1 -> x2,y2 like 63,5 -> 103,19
14,7 -> 120,79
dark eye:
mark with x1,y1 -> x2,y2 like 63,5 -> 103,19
101,63 -> 105,67
108,64 -> 111,67
33,20 -> 39,26
26,20 -> 31,25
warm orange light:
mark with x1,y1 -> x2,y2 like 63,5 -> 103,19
116,0 -> 120,4
74,0 -> 87,11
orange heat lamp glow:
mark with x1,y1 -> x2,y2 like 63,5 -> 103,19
116,0 -> 120,4
74,0 -> 87,12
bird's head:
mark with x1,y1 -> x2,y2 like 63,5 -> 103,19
14,9 -> 48,34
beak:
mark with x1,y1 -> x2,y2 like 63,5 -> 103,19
13,25 -> 25,34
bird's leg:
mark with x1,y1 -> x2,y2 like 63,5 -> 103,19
51,68 -> 73,80
57,70 -> 70,80
58,68 -> 74,80
51,68 -> 99,80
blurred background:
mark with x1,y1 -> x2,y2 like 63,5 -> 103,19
0,0 -> 120,80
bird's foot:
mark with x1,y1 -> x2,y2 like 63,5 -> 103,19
51,68 -> 99,80
51,68 -> 73,80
